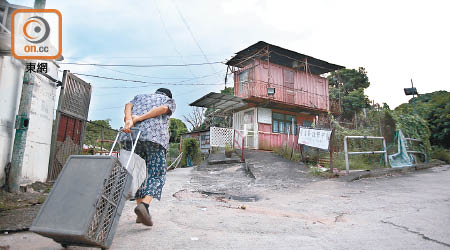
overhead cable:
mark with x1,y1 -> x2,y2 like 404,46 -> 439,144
59,61 -> 225,67
71,72 -> 224,87
171,0 -> 222,82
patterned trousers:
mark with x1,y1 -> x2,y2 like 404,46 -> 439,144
124,141 -> 166,200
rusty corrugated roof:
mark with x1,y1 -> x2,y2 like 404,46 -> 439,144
226,41 -> 344,75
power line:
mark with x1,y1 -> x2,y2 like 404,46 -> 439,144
64,54 -> 231,60
153,0 -> 197,78
59,61 -> 225,67
91,106 -> 124,111
79,64 -> 224,81
59,58 -> 225,80
171,0 -> 223,83
71,72 -> 224,87
102,68 -> 224,81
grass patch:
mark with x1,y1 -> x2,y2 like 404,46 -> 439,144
331,153 -> 385,171
273,145 -> 301,162
273,144 -> 384,171
431,147 -> 450,163
307,151 -> 386,171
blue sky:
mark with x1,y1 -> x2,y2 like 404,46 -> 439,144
10,0 -> 450,129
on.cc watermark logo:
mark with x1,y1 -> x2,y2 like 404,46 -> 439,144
11,9 -> 62,60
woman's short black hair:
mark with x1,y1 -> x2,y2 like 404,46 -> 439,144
155,88 -> 172,98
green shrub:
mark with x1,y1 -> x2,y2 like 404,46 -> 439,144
331,119 -> 380,153
431,147 -> 450,163
330,152 -> 383,170
181,138 -> 202,167
392,111 -> 432,156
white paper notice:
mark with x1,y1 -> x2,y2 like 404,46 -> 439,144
298,127 -> 332,150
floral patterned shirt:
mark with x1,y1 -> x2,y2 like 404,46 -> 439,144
121,93 -> 176,150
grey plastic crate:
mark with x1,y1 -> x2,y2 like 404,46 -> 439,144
31,155 -> 132,249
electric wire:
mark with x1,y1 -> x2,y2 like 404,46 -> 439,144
153,0 -> 198,78
59,58 -> 226,81
71,72 -> 224,87
64,53 -> 230,60
171,0 -> 222,82
91,106 -> 124,111
58,61 -> 225,67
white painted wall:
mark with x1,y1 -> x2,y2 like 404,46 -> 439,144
0,56 -> 25,186
21,61 -> 58,184
0,57 -> 58,186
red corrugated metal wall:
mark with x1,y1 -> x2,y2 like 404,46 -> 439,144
257,112 -> 314,150
234,60 -> 329,111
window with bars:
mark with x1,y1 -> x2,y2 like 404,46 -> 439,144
272,112 -> 297,134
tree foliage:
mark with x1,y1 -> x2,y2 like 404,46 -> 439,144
328,68 -> 370,119
395,91 -> 450,148
391,111 -> 432,155
328,67 -> 370,93
84,119 -> 117,151
169,118 -> 188,143
180,138 -> 202,167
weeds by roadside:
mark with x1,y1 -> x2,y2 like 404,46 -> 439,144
274,143 -> 385,172
273,145 -> 301,162
431,147 -> 450,163
0,182 -> 51,212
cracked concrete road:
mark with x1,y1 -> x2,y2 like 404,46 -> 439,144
1,160 -> 449,250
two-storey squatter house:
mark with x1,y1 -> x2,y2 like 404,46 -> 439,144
191,41 -> 343,151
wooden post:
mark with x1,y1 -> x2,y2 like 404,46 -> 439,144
290,121 -> 296,160
329,123 -> 335,173
378,104 -> 383,137
101,126 -> 104,155
300,145 -> 304,162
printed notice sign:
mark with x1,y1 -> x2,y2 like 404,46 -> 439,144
298,127 -> 332,150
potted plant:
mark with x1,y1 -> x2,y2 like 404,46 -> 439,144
225,143 -> 233,158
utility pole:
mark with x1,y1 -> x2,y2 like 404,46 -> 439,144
8,0 -> 46,192
34,0 -> 46,9
403,79 -> 419,116
411,79 -> 417,115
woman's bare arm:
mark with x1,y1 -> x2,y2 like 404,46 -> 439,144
123,103 -> 134,133
132,105 -> 170,123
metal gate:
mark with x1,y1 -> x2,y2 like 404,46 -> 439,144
47,71 -> 92,181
